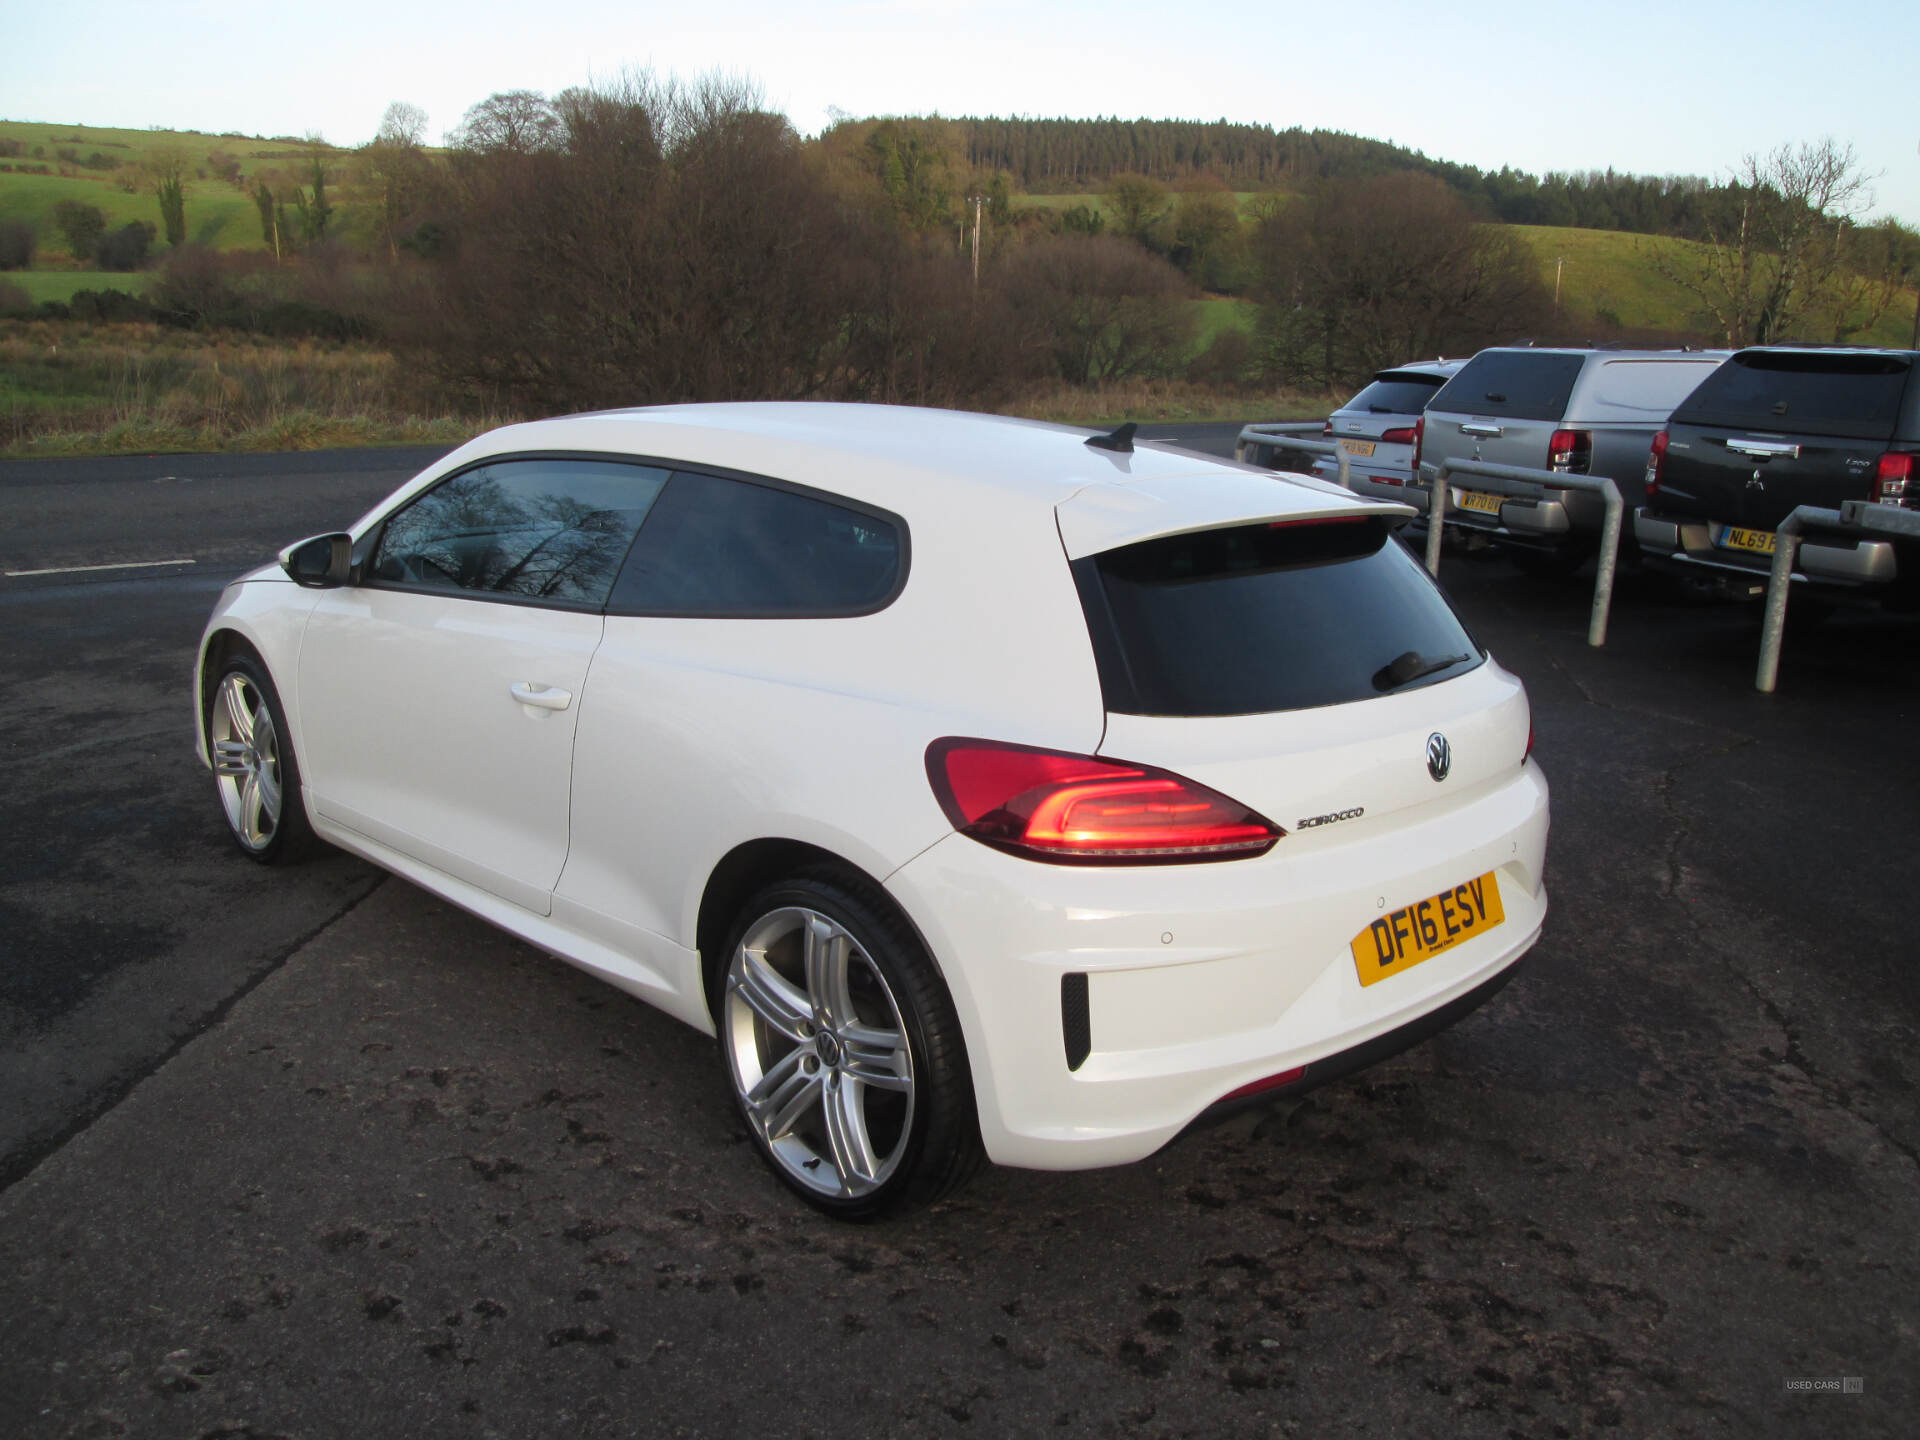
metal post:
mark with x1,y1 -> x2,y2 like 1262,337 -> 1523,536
1756,510 -> 1810,694
1587,478 -> 1623,648
1423,462 -> 1445,576
1231,424 -> 1352,487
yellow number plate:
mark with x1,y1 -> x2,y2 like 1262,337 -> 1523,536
1339,438 -> 1377,457
1715,525 -> 1777,554
1457,490 -> 1503,515
1351,872 -> 1505,987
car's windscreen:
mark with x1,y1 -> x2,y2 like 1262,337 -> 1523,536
1671,351 -> 1910,441
1344,373 -> 1448,416
1075,518 -> 1482,717
1429,352 -> 1584,421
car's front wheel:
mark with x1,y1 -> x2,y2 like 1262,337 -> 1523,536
205,652 -> 316,864
717,871 -> 980,1218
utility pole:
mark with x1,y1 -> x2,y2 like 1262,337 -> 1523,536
968,194 -> 984,288
1911,141 -> 1920,349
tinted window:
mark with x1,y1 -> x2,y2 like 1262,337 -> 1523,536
1077,519 -> 1482,717
1430,352 -> 1584,421
1343,373 -> 1448,416
609,471 -> 904,617
370,458 -> 668,606
1672,350 -> 1910,441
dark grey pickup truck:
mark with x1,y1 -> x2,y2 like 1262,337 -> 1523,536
1636,347 -> 1920,606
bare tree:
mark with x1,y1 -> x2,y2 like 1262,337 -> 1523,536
450,90 -> 561,154
1000,234 -> 1195,383
150,146 -> 188,248
1103,173 -> 1170,246
1250,173 -> 1549,389
377,101 -> 429,149
1646,139 -> 1892,345
364,101 -> 438,260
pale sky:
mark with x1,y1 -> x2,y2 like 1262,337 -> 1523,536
7,0 -> 1918,225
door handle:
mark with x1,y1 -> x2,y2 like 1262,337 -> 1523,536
1460,422 -> 1504,438
510,682 -> 572,711
1726,438 -> 1800,460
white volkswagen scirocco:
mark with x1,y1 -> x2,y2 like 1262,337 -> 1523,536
196,404 -> 1548,1216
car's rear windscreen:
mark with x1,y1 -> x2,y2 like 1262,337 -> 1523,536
1074,518 -> 1483,717
1429,352 -> 1584,421
1671,351 -> 1911,441
1344,373 -> 1449,415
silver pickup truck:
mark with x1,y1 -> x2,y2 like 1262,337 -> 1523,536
1410,346 -> 1728,573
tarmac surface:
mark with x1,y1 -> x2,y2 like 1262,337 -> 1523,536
2,427 -> 1915,1437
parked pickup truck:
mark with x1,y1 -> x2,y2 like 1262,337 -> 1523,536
1411,346 -> 1728,573
1637,346 -> 1920,607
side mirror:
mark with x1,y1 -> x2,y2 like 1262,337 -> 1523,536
279,532 -> 354,589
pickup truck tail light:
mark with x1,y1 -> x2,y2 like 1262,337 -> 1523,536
1645,429 -> 1670,501
1874,452 -> 1914,507
1548,429 -> 1592,474
1410,417 -> 1426,485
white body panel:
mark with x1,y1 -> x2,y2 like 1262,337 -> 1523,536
298,588 -> 601,915
194,402 -> 1551,1175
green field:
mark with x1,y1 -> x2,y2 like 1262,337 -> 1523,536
3,269 -> 142,303
1194,295 -> 1255,343
1510,224 -> 1919,347
1014,192 -> 1275,220
0,118 -> 363,295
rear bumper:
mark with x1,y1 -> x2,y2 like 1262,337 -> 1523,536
1400,483 -> 1580,549
885,760 -> 1549,1171
1635,509 -> 1900,587
1184,952 -> 1528,1130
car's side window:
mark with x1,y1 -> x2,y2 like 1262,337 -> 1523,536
607,470 -> 906,617
369,458 -> 669,608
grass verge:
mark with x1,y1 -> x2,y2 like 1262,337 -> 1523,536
1,320 -> 1330,458
0,320 -> 502,457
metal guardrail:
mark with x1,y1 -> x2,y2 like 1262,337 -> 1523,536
1234,423 -> 1353,489
1418,459 -> 1626,648
1756,500 -> 1920,693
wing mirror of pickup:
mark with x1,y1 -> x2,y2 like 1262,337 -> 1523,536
279,532 -> 355,588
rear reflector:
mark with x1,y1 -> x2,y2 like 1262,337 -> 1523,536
1219,1066 -> 1307,1102
925,738 -> 1283,864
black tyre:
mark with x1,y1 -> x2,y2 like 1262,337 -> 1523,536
204,651 -> 318,864
714,868 -> 982,1218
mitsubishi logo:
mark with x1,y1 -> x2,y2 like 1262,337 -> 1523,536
1426,732 -> 1452,782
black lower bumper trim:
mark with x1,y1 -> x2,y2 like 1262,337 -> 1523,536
1183,956 -> 1529,1133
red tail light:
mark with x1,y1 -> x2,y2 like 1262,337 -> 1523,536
1410,416 -> 1426,484
1645,429 -> 1670,502
925,738 -> 1283,864
1874,451 -> 1914,506
1549,428 -> 1592,473
1379,426 -> 1417,445
1321,419 -> 1333,438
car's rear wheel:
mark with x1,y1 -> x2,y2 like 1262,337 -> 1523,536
717,871 -> 980,1218
205,653 -> 316,864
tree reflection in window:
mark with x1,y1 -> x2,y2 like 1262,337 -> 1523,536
373,460 -> 668,606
